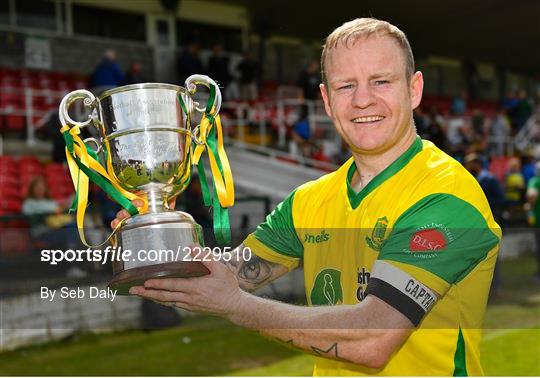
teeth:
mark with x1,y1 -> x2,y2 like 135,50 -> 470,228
352,116 -> 384,123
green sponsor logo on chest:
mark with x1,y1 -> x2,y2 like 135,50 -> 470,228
366,216 -> 388,251
304,230 -> 330,244
310,268 -> 343,305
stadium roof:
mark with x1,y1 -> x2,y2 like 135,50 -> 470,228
219,0 -> 540,75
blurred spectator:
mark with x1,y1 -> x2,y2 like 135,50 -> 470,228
464,153 -> 505,293
22,176 -> 61,216
505,157 -> 525,204
446,111 -> 466,147
297,61 -> 321,101
522,155 -> 536,184
502,90 -> 519,112
45,112 -> 66,164
425,107 -> 447,150
207,43 -> 231,97
464,154 -> 505,222
526,161 -> 540,281
487,106 -> 511,156
471,109 -> 486,138
514,89 -> 533,130
124,62 -> 145,85
22,176 -> 78,249
291,105 -> 312,158
236,51 -> 261,100
90,49 -> 125,95
450,90 -> 467,115
451,121 -> 473,161
178,42 -> 204,83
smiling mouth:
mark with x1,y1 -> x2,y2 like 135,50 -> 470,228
351,116 -> 385,124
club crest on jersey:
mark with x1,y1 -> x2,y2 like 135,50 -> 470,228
310,269 -> 343,305
366,216 -> 388,251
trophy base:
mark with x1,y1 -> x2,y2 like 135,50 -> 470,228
108,211 -> 208,296
108,261 -> 209,295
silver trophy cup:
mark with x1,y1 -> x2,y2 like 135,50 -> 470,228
59,75 -> 222,295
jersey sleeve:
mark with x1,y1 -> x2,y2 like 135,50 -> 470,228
366,193 -> 500,326
528,177 -> 540,192
243,190 -> 303,271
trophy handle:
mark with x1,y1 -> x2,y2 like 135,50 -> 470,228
184,74 -> 222,116
83,137 -> 102,154
184,75 -> 222,146
59,89 -> 102,132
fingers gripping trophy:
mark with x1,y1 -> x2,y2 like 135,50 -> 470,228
58,75 -> 235,295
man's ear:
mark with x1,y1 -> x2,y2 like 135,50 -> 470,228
320,83 -> 333,118
410,71 -> 424,110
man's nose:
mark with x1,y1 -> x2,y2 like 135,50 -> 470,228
352,84 -> 376,108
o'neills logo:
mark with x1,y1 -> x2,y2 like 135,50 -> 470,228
409,229 -> 446,252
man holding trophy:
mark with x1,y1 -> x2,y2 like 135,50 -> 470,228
82,18 -> 499,376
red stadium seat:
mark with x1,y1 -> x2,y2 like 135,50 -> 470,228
0,185 -> 21,200
19,155 -> 42,165
5,115 -> 25,131
0,69 -> 19,87
0,199 -> 22,214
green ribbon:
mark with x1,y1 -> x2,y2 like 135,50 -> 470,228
62,131 -> 139,217
179,85 -> 232,245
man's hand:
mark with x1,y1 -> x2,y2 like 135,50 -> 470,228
111,198 -> 177,228
111,199 -> 145,229
111,200 -> 289,293
129,256 -> 244,318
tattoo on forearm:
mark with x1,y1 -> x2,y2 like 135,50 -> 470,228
238,255 -> 274,283
221,246 -> 279,290
273,337 -> 341,361
311,342 -> 339,358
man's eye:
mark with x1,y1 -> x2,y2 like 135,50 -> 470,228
374,80 -> 389,85
337,84 -> 353,90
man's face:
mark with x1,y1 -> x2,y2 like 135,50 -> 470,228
320,35 -> 423,155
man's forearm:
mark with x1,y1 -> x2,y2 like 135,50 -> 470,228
226,292 -> 411,368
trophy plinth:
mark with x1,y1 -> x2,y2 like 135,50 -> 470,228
109,211 -> 209,295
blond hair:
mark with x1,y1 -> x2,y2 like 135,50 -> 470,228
321,18 -> 415,85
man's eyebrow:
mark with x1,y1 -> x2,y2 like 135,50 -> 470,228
368,72 -> 396,79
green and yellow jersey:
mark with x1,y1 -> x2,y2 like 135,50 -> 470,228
527,176 -> 540,227
244,137 -> 501,376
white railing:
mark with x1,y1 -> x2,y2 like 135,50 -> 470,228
0,86 -> 70,146
514,105 -> 540,154
219,98 -> 342,168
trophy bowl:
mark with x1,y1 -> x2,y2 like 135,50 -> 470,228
59,76 -> 223,295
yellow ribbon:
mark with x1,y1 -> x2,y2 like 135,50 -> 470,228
192,114 -> 235,208
60,124 -> 148,248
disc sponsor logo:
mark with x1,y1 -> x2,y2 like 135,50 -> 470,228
404,222 -> 454,258
409,229 -> 446,251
